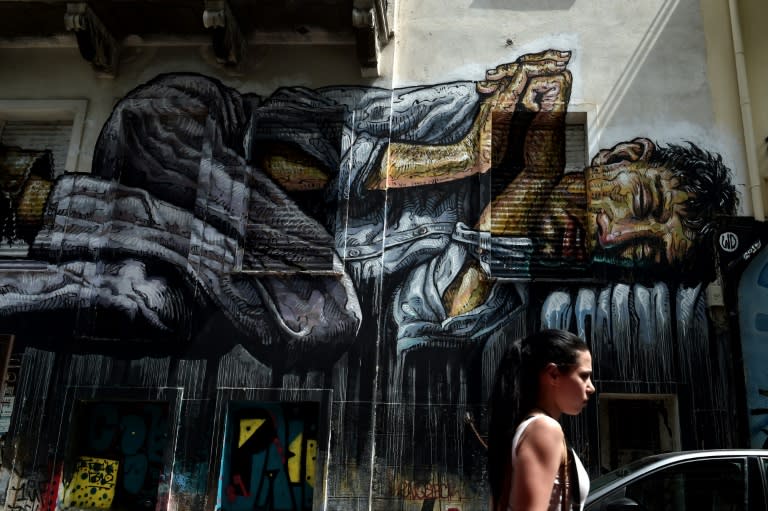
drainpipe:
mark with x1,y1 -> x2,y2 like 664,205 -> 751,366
728,0 -> 764,221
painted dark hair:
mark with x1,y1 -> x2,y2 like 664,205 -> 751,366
487,329 -> 589,505
650,142 -> 738,241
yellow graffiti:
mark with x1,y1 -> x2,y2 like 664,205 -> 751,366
238,418 -> 265,448
63,456 -> 118,509
287,435 -> 318,485
306,439 -> 318,487
287,433 -> 302,482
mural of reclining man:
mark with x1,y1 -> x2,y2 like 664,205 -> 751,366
0,50 -> 737,370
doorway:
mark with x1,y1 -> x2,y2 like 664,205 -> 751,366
598,393 -> 681,473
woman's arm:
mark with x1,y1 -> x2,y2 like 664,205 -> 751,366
509,417 -> 564,511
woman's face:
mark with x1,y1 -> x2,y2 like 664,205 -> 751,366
556,349 -> 595,415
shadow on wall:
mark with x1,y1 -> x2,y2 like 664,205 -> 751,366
470,0 -> 576,10
595,0 -> 710,142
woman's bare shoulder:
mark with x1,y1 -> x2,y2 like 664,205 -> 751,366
520,415 -> 564,448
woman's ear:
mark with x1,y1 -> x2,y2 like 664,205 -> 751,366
544,362 -> 560,383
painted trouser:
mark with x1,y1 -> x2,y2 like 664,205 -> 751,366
0,74 -> 361,370
0,73 -> 533,367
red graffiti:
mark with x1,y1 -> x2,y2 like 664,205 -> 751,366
226,473 -> 250,502
233,474 -> 249,497
7,463 -> 63,511
394,480 -> 463,501
40,464 -> 61,511
226,484 -> 237,503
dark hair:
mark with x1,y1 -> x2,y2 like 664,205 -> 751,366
649,142 -> 738,240
487,329 -> 589,505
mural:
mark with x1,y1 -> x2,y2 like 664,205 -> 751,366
0,49 -> 740,510
0,146 -> 54,253
716,219 -> 768,449
740,248 -> 768,448
62,401 -> 170,510
217,402 -> 319,511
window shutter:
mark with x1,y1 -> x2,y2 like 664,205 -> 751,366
0,120 -> 72,175
565,123 -> 586,173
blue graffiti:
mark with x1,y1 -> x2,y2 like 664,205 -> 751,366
739,246 -> 768,447
69,401 -> 170,508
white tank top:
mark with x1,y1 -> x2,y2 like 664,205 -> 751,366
511,414 -> 590,511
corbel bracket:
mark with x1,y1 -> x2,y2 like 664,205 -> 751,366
64,3 -> 119,77
203,0 -> 246,66
352,0 -> 393,77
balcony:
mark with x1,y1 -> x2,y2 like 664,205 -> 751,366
0,0 -> 392,76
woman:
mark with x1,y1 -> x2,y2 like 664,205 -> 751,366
488,329 -> 595,510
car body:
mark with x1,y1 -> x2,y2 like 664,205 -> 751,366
585,449 -> 768,510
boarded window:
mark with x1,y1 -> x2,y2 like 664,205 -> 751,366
217,401 -> 321,511
239,105 -> 345,275
599,394 -> 681,471
488,114 -> 588,279
0,120 -> 73,176
0,335 -> 16,437
0,124 -> 64,256
564,123 -> 586,173
63,400 -> 171,510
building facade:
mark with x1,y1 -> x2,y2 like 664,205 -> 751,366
0,1 -> 765,510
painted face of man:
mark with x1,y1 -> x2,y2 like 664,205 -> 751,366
585,142 -> 693,269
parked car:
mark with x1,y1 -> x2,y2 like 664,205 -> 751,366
585,449 -> 768,510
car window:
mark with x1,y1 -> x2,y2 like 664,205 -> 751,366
590,454 -> 675,493
593,458 -> 747,511
753,457 -> 767,510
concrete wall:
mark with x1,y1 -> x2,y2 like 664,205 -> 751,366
739,0 -> 768,211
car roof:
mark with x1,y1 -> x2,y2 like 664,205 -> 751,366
587,449 -> 768,503
637,449 -> 768,461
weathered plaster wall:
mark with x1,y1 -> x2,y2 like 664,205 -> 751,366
739,0 -> 768,210
393,0 -> 751,214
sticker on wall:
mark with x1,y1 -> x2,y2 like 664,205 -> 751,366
62,456 -> 118,509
